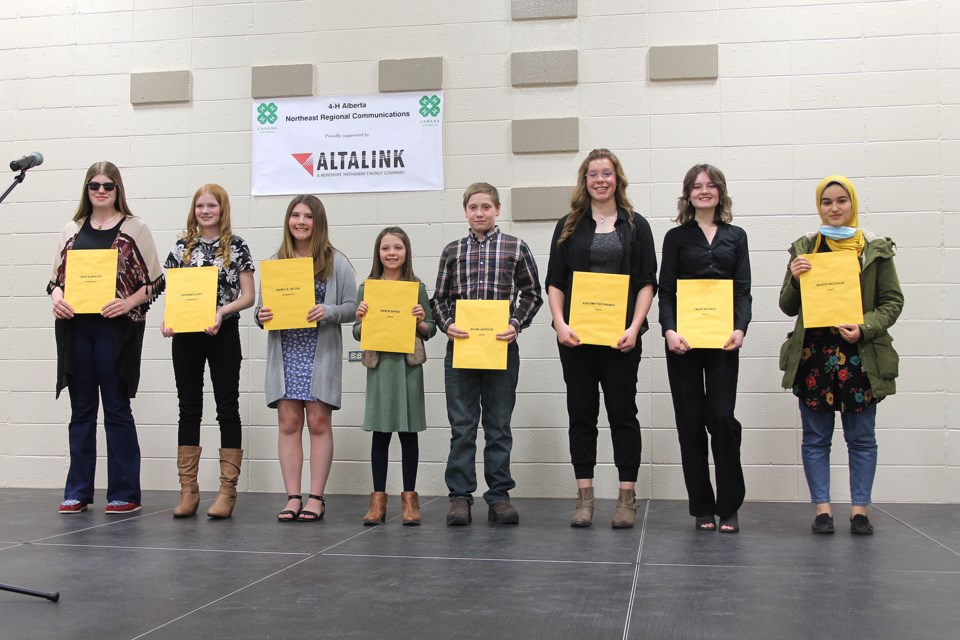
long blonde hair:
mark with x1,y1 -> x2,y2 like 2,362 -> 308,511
181,184 -> 233,269
73,161 -> 134,221
278,195 -> 335,280
559,149 -> 633,244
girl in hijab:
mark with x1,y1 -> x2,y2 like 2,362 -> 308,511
779,175 -> 903,535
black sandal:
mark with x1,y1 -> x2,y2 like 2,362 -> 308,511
695,516 -> 716,532
719,513 -> 739,533
276,495 -> 302,523
297,494 -> 325,522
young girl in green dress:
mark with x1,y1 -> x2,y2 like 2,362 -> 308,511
353,227 -> 436,526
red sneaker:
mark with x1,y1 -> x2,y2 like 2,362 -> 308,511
59,500 -> 88,514
104,501 -> 141,514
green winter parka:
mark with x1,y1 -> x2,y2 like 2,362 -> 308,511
778,230 -> 904,400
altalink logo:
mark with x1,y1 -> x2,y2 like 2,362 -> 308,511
257,102 -> 278,124
419,95 -> 440,117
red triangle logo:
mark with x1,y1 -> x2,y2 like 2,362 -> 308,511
292,153 -> 314,176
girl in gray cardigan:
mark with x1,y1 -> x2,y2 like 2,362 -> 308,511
256,195 -> 358,523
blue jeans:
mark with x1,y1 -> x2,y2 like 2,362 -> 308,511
799,400 -> 877,507
443,341 -> 519,505
65,316 -> 142,504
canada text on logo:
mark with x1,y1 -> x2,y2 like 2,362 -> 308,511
419,95 -> 441,117
257,102 -> 278,125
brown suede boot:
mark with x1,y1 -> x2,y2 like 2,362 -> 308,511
400,491 -> 421,526
172,445 -> 201,518
570,487 -> 594,528
206,448 -> 242,519
611,488 -> 637,529
363,492 -> 388,526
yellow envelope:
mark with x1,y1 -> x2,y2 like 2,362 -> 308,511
677,279 -> 733,349
164,267 -> 218,333
568,271 -> 629,347
64,249 -> 117,314
799,252 -> 864,328
360,279 -> 419,353
260,257 -> 316,330
452,299 -> 509,370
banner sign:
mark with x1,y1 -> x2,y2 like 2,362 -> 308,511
252,92 -> 444,195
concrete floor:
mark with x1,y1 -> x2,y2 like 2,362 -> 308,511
1,489 -> 958,639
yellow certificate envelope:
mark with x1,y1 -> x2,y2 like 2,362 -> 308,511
64,249 -> 117,314
164,267 -> 218,333
568,272 -> 629,347
452,299 -> 509,370
360,279 -> 419,353
260,257 -> 316,330
799,252 -> 864,328
677,279 -> 733,349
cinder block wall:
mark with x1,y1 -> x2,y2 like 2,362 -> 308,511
1,1 -> 957,502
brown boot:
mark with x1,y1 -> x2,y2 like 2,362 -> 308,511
570,487 -> 594,528
172,445 -> 201,518
611,488 -> 637,529
207,448 -> 242,519
363,492 -> 388,526
400,491 -> 421,526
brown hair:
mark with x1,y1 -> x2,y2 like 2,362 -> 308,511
462,182 -> 500,208
278,194 -> 335,280
181,184 -> 234,269
73,161 -> 134,221
368,226 -> 417,282
559,149 -> 633,244
675,164 -> 733,225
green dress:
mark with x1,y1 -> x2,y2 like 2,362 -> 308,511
352,281 -> 436,432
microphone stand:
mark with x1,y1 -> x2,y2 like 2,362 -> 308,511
0,166 -> 60,603
0,169 -> 27,204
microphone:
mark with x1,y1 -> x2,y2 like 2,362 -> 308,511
10,152 -> 44,172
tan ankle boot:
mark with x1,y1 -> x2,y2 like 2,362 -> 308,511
363,492 -> 388,525
611,488 -> 636,529
207,448 -> 242,519
570,487 -> 594,528
400,491 -> 421,526
172,445 -> 201,518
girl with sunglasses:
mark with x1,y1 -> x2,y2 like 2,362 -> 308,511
161,184 -> 255,519
48,161 -> 164,515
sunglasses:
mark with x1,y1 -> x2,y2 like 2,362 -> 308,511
87,182 -> 118,192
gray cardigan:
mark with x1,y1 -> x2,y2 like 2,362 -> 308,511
258,251 -> 358,409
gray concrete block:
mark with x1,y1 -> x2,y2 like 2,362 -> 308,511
251,64 -> 314,99
512,0 -> 577,20
512,117 -> 579,154
129,70 -> 192,105
512,186 -> 572,221
379,57 -> 443,93
648,44 -> 719,81
512,50 -> 578,87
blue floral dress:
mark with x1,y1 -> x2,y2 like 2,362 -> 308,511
280,279 -> 326,401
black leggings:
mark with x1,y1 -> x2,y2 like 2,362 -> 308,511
370,431 -> 419,492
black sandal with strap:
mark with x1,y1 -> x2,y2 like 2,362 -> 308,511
297,494 -> 325,522
276,495 -> 302,523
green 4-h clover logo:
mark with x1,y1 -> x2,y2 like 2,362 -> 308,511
419,95 -> 441,117
257,102 -> 278,124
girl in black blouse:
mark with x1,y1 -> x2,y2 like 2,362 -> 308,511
659,164 -> 751,533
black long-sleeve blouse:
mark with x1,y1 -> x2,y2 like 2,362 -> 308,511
658,220 -> 752,335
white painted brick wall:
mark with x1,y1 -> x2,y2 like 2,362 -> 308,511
1,1 -> 956,503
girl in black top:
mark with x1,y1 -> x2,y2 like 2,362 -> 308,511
658,164 -> 751,533
546,148 -> 658,529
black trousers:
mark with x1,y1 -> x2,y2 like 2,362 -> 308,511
171,316 -> 242,449
558,343 -> 643,482
665,347 -> 744,518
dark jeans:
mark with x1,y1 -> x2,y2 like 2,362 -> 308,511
443,340 -> 519,505
665,347 -> 745,518
65,316 -> 141,504
171,316 -> 242,449
558,343 -> 642,483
